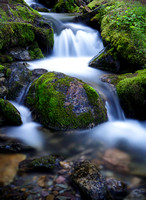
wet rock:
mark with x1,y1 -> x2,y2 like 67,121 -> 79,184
26,72 -> 107,130
0,154 -> 26,186
106,178 -> 128,200
31,68 -> 48,81
8,48 -> 31,61
124,188 -> 146,200
89,49 -> 120,73
6,62 -> 31,100
103,148 -> 131,173
71,160 -> 111,200
0,143 -> 36,154
31,4 -> 50,12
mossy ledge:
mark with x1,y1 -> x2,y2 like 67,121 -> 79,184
0,98 -> 22,127
0,0 -> 54,62
25,72 -> 107,130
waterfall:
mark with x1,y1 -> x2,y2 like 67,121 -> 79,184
2,9 -> 146,154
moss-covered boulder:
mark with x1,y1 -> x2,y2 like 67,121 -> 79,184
0,0 -> 54,62
0,98 -> 22,127
26,72 -> 107,130
116,69 -> 146,120
102,69 -> 146,120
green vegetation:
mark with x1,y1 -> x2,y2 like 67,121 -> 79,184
0,98 -> 22,126
116,69 -> 146,119
53,0 -> 81,13
0,0 -> 54,62
26,72 -> 107,130
0,65 -> 5,72
89,0 -> 146,66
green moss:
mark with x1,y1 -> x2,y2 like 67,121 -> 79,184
0,98 -> 22,126
116,69 -> 146,119
53,0 -> 79,13
29,155 -> 58,170
0,65 -> 5,72
89,0 -> 146,66
29,42 -> 44,59
26,72 -> 107,130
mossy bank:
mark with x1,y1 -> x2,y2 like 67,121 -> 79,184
77,0 -> 146,72
0,0 -> 54,63
26,72 -> 107,130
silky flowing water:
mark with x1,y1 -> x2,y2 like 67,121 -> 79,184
1,0 -> 146,185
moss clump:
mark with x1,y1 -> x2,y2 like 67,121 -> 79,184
29,42 -> 44,60
26,72 -> 107,130
116,69 -> 146,120
53,0 -> 80,13
29,155 -> 59,170
0,98 -> 22,126
0,65 -> 5,73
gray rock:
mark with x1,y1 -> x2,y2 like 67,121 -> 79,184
8,48 -> 31,61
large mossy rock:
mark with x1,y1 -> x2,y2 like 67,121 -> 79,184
102,69 -> 146,120
0,0 -> 54,62
0,98 -> 22,127
26,72 -> 107,130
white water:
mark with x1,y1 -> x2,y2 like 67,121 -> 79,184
3,10 -> 146,155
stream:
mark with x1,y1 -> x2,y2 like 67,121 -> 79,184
1,0 -> 146,188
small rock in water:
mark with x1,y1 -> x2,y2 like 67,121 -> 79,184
103,148 -> 131,173
71,160 -> 111,200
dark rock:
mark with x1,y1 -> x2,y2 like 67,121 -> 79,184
106,178 -> 128,200
6,62 -> 31,100
124,188 -> 146,200
71,160 -> 111,200
8,48 -> 31,61
38,0 -> 58,8
0,143 -> 36,154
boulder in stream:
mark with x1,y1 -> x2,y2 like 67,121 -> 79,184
0,98 -> 22,127
26,72 -> 107,130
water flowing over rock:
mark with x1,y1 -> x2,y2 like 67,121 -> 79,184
26,71 -> 107,130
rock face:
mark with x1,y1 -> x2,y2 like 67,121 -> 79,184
71,160 -> 111,200
26,72 -> 107,130
0,99 -> 22,127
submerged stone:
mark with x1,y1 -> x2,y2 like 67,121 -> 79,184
26,72 -> 107,130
